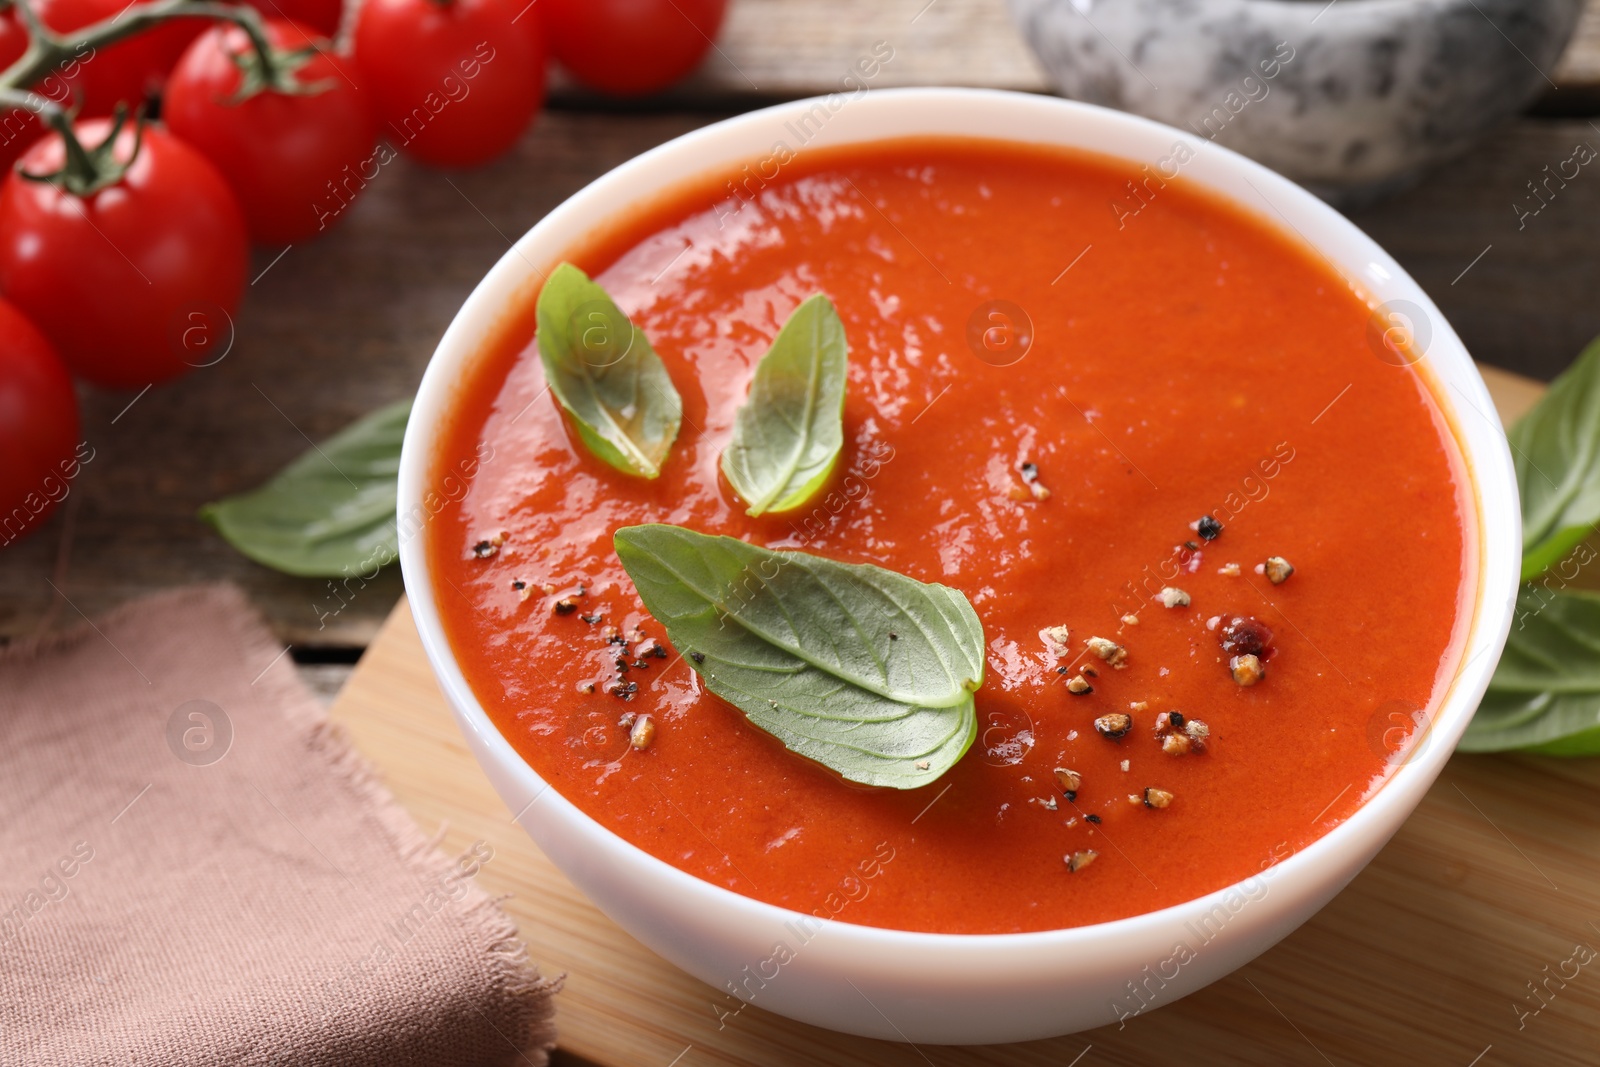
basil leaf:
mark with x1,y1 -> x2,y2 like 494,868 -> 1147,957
200,399 -> 408,578
1461,585 -> 1600,754
536,262 -> 681,479
721,294 -> 848,515
1512,336 -> 1600,581
613,523 -> 984,789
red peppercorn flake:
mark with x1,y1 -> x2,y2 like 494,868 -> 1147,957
1219,615 -> 1274,658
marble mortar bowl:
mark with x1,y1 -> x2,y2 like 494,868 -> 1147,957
1009,0 -> 1585,202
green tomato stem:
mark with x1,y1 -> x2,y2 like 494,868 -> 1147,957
0,0 -> 309,192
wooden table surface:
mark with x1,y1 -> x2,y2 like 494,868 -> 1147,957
3,1 -> 1598,1060
7,0 -> 1600,665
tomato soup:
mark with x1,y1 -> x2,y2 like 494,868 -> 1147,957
425,138 -> 1470,935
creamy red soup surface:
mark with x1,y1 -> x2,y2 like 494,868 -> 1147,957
426,137 -> 1472,935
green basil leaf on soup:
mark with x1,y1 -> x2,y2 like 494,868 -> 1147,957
1513,336 -> 1600,581
614,523 -> 984,789
1462,585 -> 1600,754
200,399 -> 409,578
535,262 -> 682,479
721,294 -> 848,515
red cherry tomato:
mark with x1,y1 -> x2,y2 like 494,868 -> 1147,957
164,19 -> 378,244
34,0 -> 204,116
354,0 -> 544,168
0,12 -> 37,174
0,299 -> 82,547
539,0 -> 727,96
0,119 -> 248,390
241,0 -> 345,37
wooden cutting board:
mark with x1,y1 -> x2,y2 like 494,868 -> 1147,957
329,365 -> 1600,1067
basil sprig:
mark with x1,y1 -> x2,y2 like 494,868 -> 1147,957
536,262 -> 682,479
1512,336 -> 1600,581
721,294 -> 848,515
1468,337 -> 1600,754
1463,585 -> 1600,754
200,399 -> 410,578
614,524 -> 984,788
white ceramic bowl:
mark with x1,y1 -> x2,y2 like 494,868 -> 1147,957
398,88 -> 1520,1044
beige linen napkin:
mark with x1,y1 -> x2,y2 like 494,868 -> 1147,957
0,585 -> 557,1066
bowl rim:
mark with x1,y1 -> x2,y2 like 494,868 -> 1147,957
397,86 -> 1521,952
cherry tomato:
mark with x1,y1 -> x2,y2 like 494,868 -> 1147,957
354,0 -> 544,168
241,0 -> 345,37
0,299 -> 82,547
0,12 -> 38,174
164,18 -> 378,244
0,118 -> 248,390
539,0 -> 727,96
34,0 -> 205,116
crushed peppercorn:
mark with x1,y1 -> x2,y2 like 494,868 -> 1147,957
1230,653 -> 1265,686
1067,674 -> 1094,695
1066,850 -> 1098,873
629,715 -> 655,750
1086,636 -> 1128,669
1085,813 -> 1102,825
1157,587 -> 1191,608
1094,712 -> 1132,740
1054,767 -> 1081,794
1264,556 -> 1295,584
1196,515 -> 1222,540
1161,734 -> 1193,755
1220,615 -> 1273,657
472,540 -> 497,559
1142,787 -> 1174,809
689,651 -> 706,664
553,598 -> 578,615
580,613 -> 603,625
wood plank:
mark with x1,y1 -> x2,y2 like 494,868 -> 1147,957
549,0 -> 1049,106
330,449 -> 1600,1067
1548,0 -> 1600,111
